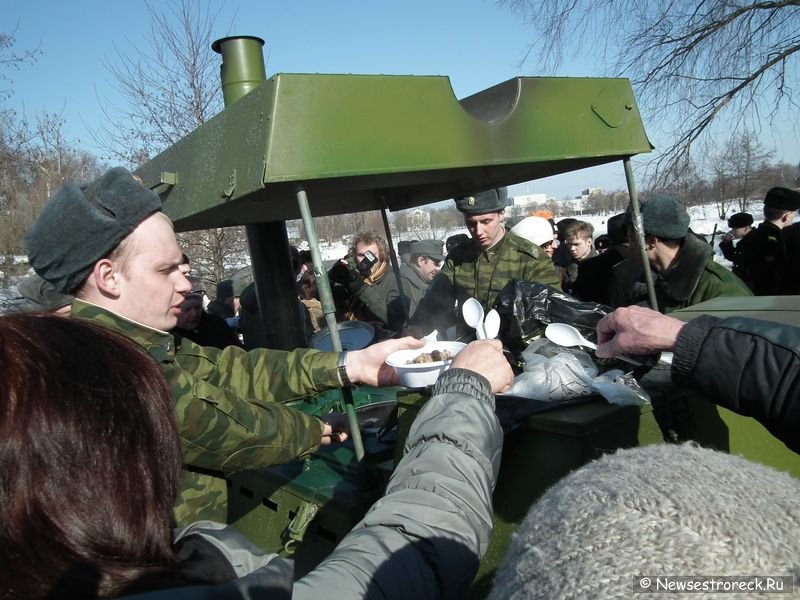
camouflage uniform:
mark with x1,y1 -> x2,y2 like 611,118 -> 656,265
72,300 -> 340,525
411,232 -> 560,336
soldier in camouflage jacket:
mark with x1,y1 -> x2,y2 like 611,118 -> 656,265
25,167 -> 423,525
410,188 -> 559,338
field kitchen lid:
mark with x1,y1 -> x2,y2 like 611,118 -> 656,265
137,73 -> 653,232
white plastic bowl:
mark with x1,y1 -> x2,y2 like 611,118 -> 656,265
385,341 -> 466,388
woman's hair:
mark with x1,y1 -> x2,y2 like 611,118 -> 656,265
297,269 -> 319,300
0,313 -> 183,599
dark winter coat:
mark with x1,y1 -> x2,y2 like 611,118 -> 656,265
570,244 -> 634,305
673,314 -> 800,453
609,233 -> 752,313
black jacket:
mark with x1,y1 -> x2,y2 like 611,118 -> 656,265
673,315 -> 800,453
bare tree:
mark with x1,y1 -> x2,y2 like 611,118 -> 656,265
497,1 -> 800,188
0,27 -> 40,103
91,0 -> 249,287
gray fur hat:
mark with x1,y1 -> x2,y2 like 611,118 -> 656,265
455,187 -> 508,214
489,443 -> 800,599
25,167 -> 162,294
625,194 -> 690,240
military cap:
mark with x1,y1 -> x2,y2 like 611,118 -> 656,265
397,240 -> 412,255
626,194 -> 690,240
764,187 -> 800,211
25,167 -> 162,294
454,187 -> 508,214
410,239 -> 444,261
727,212 -> 753,229
16,272 -> 73,312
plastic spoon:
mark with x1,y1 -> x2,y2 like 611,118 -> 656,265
544,323 -> 643,366
484,309 -> 501,340
462,298 -> 486,340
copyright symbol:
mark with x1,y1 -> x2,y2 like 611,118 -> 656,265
640,577 -> 651,589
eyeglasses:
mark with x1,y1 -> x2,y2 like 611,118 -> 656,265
427,257 -> 442,267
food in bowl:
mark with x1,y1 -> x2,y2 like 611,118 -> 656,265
386,341 -> 466,388
407,349 -> 454,364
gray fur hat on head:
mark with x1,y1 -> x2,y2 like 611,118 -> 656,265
25,167 -> 162,294
625,194 -> 690,240
455,187 -> 508,214
489,443 -> 800,599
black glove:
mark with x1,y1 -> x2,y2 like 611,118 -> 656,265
328,261 -> 353,286
347,272 -> 365,293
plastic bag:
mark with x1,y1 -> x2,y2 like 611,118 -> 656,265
493,280 -> 658,376
509,340 -> 650,406
495,280 -> 610,346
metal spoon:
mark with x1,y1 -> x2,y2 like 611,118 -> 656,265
544,322 -> 642,366
462,297 -> 486,339
484,309 -> 501,340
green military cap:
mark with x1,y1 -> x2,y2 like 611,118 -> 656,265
454,187 -> 509,214
764,187 -> 800,210
410,239 -> 445,261
25,167 -> 162,294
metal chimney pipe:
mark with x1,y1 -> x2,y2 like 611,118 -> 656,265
212,35 -> 307,350
211,36 -> 267,106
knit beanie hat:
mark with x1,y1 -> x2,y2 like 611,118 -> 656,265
25,167 -> 162,293
489,443 -> 800,599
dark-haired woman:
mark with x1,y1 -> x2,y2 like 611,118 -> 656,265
0,313 -> 511,599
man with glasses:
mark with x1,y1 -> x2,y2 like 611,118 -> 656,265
399,239 -> 445,320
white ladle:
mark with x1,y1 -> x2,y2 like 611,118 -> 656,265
544,323 -> 642,366
462,298 -> 486,340
484,309 -> 501,340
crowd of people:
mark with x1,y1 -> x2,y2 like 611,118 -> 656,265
3,166 -> 800,598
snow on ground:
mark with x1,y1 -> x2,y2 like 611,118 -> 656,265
0,202 -> 757,306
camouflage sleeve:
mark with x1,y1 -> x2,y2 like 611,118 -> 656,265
178,341 -> 340,403
171,342 -> 341,471
523,248 -> 560,288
